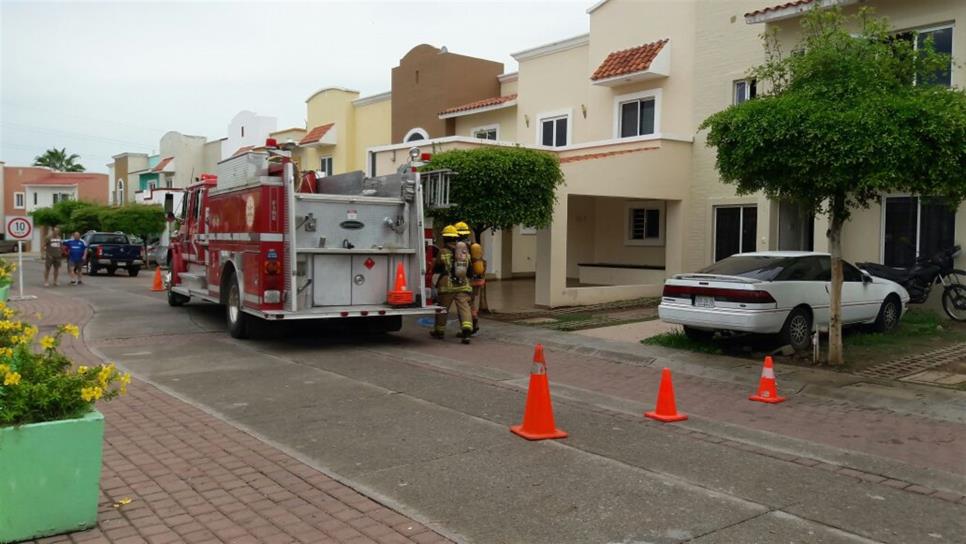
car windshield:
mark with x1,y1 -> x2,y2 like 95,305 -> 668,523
697,255 -> 798,281
90,234 -> 129,245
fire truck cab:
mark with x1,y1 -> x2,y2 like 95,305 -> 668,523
167,140 -> 446,338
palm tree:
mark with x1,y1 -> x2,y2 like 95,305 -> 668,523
33,148 -> 85,172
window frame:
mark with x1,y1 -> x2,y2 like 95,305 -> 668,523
13,192 -> 25,210
880,193 -> 957,265
624,200 -> 666,247
536,108 -> 572,147
733,78 -> 757,104
713,204 -> 758,261
612,89 -> 662,139
319,155 -> 333,177
471,124 -> 499,141
403,127 -> 429,142
894,23 -> 955,87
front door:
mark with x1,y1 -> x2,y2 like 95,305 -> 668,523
714,205 -> 757,261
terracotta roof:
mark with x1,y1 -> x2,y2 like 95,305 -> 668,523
231,146 -> 254,158
591,39 -> 669,81
439,94 -> 517,116
745,0 -> 815,18
298,123 -> 334,145
152,157 -> 174,172
559,146 -> 659,164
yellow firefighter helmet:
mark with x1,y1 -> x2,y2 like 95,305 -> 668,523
442,225 -> 460,238
454,221 -> 472,237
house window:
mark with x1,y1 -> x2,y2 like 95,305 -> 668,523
714,205 -> 757,261
241,126 -> 245,138
33,192 -> 38,206
625,201 -> 665,246
472,125 -> 498,140
734,79 -> 757,104
883,196 -> 956,267
519,226 -> 537,235
319,156 -> 333,177
14,192 -> 24,209
369,152 -> 377,177
540,116 -> 568,147
614,89 -> 661,139
895,25 -> 954,87
404,128 -> 429,142
52,193 -> 72,204
116,179 -> 125,205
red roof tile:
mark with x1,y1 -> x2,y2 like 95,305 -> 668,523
439,94 -> 517,116
591,39 -> 668,81
298,123 -> 334,145
231,145 -> 254,158
559,146 -> 659,164
152,157 -> 174,172
745,0 -> 815,18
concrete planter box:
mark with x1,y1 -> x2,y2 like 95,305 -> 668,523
0,410 -> 104,543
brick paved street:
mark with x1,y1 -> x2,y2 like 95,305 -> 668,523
12,287 -> 452,544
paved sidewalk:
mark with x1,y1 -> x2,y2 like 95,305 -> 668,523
12,288 -> 452,544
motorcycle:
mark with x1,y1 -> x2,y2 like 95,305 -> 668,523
858,245 -> 966,321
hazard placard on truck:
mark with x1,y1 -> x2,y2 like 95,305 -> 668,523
166,140 -> 448,338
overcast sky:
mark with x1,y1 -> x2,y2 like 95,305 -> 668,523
1,0 -> 590,173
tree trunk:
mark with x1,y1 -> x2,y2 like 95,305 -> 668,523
827,207 -> 845,366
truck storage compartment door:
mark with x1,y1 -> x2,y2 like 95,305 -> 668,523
351,255 -> 389,305
312,255 -> 351,306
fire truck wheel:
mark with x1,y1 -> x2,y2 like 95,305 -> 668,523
168,290 -> 189,307
226,275 -> 250,339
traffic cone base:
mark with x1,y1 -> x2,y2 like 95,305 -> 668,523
644,410 -> 688,423
388,262 -> 414,305
151,266 -> 164,292
749,356 -> 786,404
510,345 -> 567,441
644,368 -> 687,423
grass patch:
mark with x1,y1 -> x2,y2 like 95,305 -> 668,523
642,331 -> 723,354
845,309 -> 952,347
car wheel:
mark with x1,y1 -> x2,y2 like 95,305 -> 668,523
683,326 -> 714,342
107,267 -> 117,276
86,261 -> 98,276
226,274 -> 250,339
780,307 -> 813,352
129,267 -> 140,277
873,295 -> 901,333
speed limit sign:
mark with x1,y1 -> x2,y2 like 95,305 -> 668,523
6,216 -> 32,240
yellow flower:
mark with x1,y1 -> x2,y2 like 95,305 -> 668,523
119,372 -> 132,394
2,308 -> 13,319
62,324 -> 80,338
97,363 -> 115,387
1,348 -> 12,358
4,371 -> 21,386
0,363 -> 9,374
80,386 -> 103,402
23,326 -> 38,342
40,335 -> 56,350
9,335 -> 21,345
77,365 -> 88,374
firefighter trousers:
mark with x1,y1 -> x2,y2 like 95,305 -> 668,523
435,291 -> 473,333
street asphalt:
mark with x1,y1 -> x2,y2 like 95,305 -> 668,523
20,259 -> 965,544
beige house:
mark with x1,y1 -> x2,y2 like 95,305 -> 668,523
367,0 -> 962,308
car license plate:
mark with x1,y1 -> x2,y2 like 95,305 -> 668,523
694,295 -> 715,308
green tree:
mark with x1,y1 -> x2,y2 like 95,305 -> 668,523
99,204 -> 165,244
700,8 -> 966,364
424,147 -> 564,240
32,148 -> 85,172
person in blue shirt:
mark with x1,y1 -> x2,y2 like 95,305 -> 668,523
63,231 -> 87,285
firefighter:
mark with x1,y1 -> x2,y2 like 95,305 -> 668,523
432,225 -> 474,344
454,221 -> 485,335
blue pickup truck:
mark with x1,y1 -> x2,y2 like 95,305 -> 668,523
82,231 -> 145,277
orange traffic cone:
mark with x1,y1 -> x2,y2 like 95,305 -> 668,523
151,266 -> 164,292
749,356 -> 786,404
510,344 -> 568,440
387,262 -> 414,306
645,368 -> 688,422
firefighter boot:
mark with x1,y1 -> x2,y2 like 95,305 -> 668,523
472,317 -> 480,336
460,327 -> 472,345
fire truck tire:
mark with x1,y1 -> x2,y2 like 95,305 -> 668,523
129,267 -> 140,277
168,290 -> 189,307
226,275 -> 250,339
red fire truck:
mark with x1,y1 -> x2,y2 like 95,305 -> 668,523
166,140 -> 448,338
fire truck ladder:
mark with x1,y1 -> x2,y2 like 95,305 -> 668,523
420,169 -> 453,210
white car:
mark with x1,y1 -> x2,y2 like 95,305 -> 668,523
658,252 -> 910,351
